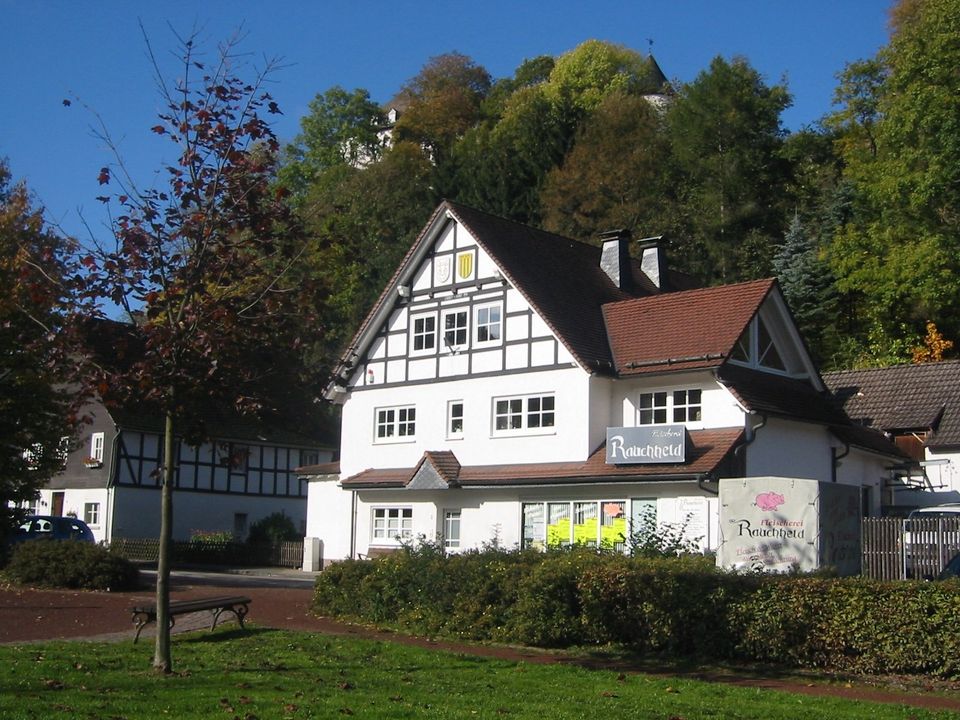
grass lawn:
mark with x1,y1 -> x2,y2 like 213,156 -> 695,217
0,628 -> 955,719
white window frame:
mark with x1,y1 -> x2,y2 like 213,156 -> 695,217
84,502 -> 100,526
729,315 -> 791,374
637,389 -> 703,427
90,432 -> 105,462
374,405 -> 417,443
443,509 -> 461,550
521,500 -> 628,551
492,393 -> 555,436
474,303 -> 503,347
371,507 -> 413,545
441,308 -> 469,351
447,400 -> 464,440
410,313 -> 437,356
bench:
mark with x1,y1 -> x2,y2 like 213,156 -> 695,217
130,595 -> 252,643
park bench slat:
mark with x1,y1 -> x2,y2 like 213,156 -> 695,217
130,595 -> 252,643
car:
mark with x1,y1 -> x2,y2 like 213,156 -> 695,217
10,515 -> 96,545
939,552 -> 960,580
904,504 -> 960,578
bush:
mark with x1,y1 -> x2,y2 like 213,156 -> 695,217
5,540 -> 140,591
247,512 -> 301,544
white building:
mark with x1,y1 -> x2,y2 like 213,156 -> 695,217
304,201 -> 900,566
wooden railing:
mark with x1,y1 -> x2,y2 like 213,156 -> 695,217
861,517 -> 960,580
110,537 -> 305,569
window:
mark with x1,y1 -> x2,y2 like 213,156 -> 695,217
672,389 -> 702,422
638,390 -> 702,425
443,510 -> 461,549
475,304 -> 502,344
300,450 -> 320,467
84,502 -> 100,526
524,500 -> 628,551
447,401 -> 464,438
90,432 -> 105,462
411,314 -> 436,353
493,394 -> 555,434
372,507 -> 413,542
442,309 -> 468,349
375,406 -> 416,441
638,392 -> 667,425
731,316 -> 788,372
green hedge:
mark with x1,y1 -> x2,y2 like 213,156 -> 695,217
4,540 -> 140,591
312,546 -> 960,677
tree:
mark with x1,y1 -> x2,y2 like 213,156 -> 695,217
0,162 -> 81,552
278,86 -> 386,201
666,56 -> 792,283
540,91 -> 674,242
772,215 -> 840,364
826,0 -> 960,359
77,30 -> 322,672
299,141 -> 435,362
392,52 -> 491,164
543,40 -> 666,117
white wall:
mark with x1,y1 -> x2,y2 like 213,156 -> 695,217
609,372 -> 746,430
339,366 -> 591,477
747,417 -> 833,481
305,477 -> 355,563
35,488 -> 111,543
332,481 -> 721,562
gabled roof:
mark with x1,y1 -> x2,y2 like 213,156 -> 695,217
328,201 -> 661,385
824,361 -> 960,448
340,428 -> 743,489
716,364 -> 846,426
602,279 -> 775,375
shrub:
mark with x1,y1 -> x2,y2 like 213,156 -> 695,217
247,512 -> 301,544
5,540 -> 140,591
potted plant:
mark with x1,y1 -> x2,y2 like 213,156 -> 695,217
83,457 -> 102,469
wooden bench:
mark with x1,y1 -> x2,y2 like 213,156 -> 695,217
130,595 -> 251,643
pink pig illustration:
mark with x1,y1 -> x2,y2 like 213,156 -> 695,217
755,491 -> 785,512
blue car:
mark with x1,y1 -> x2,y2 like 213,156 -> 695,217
11,515 -> 96,544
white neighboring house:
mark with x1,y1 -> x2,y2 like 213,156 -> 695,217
825,361 -> 960,511
31,396 -> 332,544
303,201 -> 901,566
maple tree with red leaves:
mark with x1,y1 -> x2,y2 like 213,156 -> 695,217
76,28 -> 326,673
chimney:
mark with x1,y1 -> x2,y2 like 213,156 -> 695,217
598,229 -> 632,291
639,236 -> 666,290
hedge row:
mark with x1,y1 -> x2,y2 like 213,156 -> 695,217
312,546 -> 960,677
4,540 -> 140,591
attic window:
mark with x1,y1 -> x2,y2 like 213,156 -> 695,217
731,316 -> 788,373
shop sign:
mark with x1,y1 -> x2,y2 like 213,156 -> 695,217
605,425 -> 686,464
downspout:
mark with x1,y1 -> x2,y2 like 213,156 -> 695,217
349,489 -> 358,560
734,412 -> 768,473
105,425 -> 122,544
831,442 -> 851,483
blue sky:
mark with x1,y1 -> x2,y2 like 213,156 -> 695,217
2,0 -> 892,242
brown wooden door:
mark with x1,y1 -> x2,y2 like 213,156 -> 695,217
51,492 -> 64,517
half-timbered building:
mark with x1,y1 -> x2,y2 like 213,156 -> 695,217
303,201 -> 901,566
32,398 -> 331,544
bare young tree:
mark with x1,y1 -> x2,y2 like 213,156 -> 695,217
77,27 -> 323,673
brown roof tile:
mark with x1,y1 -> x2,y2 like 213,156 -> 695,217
602,279 -> 775,375
340,428 -> 743,489
824,361 -> 960,448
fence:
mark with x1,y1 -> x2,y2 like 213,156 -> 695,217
861,517 -> 960,580
110,537 -> 305,569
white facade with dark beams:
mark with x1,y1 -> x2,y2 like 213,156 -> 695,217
305,201 -> 902,567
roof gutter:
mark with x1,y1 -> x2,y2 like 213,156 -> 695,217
625,353 -> 725,370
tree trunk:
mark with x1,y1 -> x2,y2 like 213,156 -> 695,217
153,409 -> 175,673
